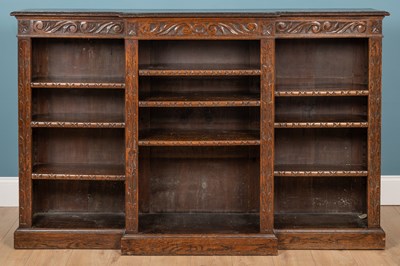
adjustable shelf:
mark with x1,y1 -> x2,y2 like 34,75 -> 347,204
274,164 -> 368,177
32,163 -> 125,181
31,113 -> 125,128
274,114 -> 368,128
139,93 -> 260,107
31,78 -> 125,89
139,66 -> 261,76
139,129 -> 260,146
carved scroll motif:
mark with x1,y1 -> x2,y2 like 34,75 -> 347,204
276,21 -> 367,34
32,20 -> 124,35
139,21 -> 262,36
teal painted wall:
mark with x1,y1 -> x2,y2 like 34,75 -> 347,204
0,1 -> 399,176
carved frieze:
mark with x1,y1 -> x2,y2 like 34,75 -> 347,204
275,20 -> 368,35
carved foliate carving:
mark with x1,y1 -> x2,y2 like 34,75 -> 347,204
139,21 -> 263,36
274,170 -> 368,177
276,20 -> 367,34
30,121 -> 125,128
32,20 -> 124,35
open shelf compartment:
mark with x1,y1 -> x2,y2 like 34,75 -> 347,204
31,38 -> 125,85
32,88 -> 125,127
139,107 -> 260,145
138,146 -> 260,234
32,180 -> 125,229
138,40 -> 260,74
274,176 -> 367,229
275,38 -> 368,94
32,128 -> 125,180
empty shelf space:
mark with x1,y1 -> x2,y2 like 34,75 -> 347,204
31,77 -> 125,89
274,213 -> 368,229
139,213 -> 259,234
32,163 -> 125,181
275,114 -> 368,128
139,93 -> 260,107
274,164 -> 367,176
139,130 -> 260,146
31,113 -> 125,128
32,212 -> 125,229
139,65 -> 261,76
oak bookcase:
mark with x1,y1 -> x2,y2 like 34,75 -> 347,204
11,9 -> 388,255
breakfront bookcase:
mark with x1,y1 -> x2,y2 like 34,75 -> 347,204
11,9 -> 388,255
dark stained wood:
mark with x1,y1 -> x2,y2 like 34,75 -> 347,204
121,234 -> 278,255
32,163 -> 125,181
260,39 -> 274,234
32,212 -> 125,229
368,37 -> 382,228
275,176 -> 367,214
31,39 -> 125,83
139,129 -> 260,146
139,213 -> 259,234
275,213 -> 368,229
125,39 -> 139,233
138,146 -> 259,213
15,228 -> 123,249
18,38 -> 32,228
276,228 -> 385,250
12,10 -> 387,254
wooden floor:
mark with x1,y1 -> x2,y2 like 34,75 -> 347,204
0,207 -> 400,265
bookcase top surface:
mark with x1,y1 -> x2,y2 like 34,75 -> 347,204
11,9 -> 389,17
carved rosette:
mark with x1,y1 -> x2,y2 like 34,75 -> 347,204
370,20 -> 382,34
138,20 -> 269,37
32,20 -> 124,35
275,20 -> 367,35
18,20 -> 30,35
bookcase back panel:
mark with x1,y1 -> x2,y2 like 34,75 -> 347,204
33,128 -> 124,165
274,176 -> 366,214
139,146 -> 260,213
32,39 -> 125,82
275,97 -> 367,122
139,40 -> 260,69
275,38 -> 368,89
139,76 -> 260,100
139,107 -> 260,132
33,88 -> 125,118
275,128 -> 367,168
33,180 -> 125,213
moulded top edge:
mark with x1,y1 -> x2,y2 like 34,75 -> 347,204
10,9 -> 390,18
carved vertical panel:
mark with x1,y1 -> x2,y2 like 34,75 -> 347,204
260,39 -> 275,233
18,38 -> 32,227
125,39 -> 139,233
368,37 -> 382,228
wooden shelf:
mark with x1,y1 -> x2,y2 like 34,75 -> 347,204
32,212 -> 125,229
275,213 -> 368,229
139,93 -> 260,107
31,113 -> 125,128
275,90 -> 369,97
139,213 -> 259,234
275,114 -> 368,128
274,164 -> 367,176
31,78 -> 125,89
139,64 -> 260,76
32,163 -> 125,181
139,130 -> 260,146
